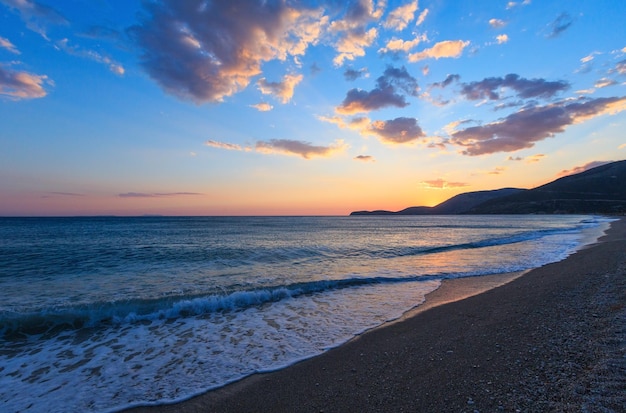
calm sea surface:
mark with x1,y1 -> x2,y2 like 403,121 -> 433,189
0,215 -> 612,412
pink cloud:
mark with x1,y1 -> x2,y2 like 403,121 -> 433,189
204,140 -> 244,151
255,139 -> 347,159
0,66 -> 49,99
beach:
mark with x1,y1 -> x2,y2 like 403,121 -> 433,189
127,217 -> 625,413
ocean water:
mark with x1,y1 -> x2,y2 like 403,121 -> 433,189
0,215 -> 613,412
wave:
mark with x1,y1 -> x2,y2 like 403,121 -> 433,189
0,275 -> 442,339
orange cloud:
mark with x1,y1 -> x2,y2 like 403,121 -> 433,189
383,1 -> 418,31
496,34 -> 509,44
250,102 -> 273,112
408,40 -> 470,62
379,34 -> 427,53
257,73 -> 303,103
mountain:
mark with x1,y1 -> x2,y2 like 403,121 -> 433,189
350,188 -> 525,215
350,160 -> 626,216
468,160 -> 626,214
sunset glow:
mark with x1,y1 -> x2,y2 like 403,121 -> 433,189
1,0 -> 625,216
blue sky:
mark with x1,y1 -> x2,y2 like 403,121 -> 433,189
1,0 -> 625,215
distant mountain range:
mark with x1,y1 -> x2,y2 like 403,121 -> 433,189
350,159 -> 626,215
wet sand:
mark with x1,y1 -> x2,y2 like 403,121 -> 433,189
126,217 -> 625,413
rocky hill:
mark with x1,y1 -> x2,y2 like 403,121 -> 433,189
350,160 -> 626,215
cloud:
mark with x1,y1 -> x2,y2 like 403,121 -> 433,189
496,34 -> 509,44
1,0 -> 68,39
0,36 -> 20,54
430,74 -> 460,89
379,33 -> 427,53
332,26 -> 378,66
415,8 -> 429,26
204,140 -> 244,151
556,160 -> 613,178
0,66 -> 49,99
255,139 -> 347,159
408,40 -> 470,62
130,0 -> 326,103
459,74 -> 569,101
506,0 -> 531,9
336,65 -> 418,114
580,52 -> 600,64
250,102 -> 273,112
489,18 -> 507,29
383,0 -> 418,31
368,117 -> 424,144
354,155 -> 375,162
329,0 -> 384,66
79,25 -> 122,42
119,192 -> 202,198
318,114 -> 423,145
257,73 -> 303,103
450,96 -> 626,156
343,67 -> 367,81
420,179 -> 470,189
56,38 -> 125,75
614,59 -> 626,75
48,192 -> 84,197
526,154 -> 545,163
594,78 -> 617,89
547,12 -> 573,38
488,167 -> 506,175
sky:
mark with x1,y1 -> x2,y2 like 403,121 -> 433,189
1,0 -> 625,216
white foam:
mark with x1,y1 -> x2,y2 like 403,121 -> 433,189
0,280 -> 441,413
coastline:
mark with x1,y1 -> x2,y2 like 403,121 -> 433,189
125,217 -> 625,413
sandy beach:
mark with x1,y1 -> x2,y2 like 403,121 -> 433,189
127,217 -> 625,413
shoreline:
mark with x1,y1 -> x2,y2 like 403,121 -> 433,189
126,217 -> 625,413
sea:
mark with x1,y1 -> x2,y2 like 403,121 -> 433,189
0,215 -> 614,412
